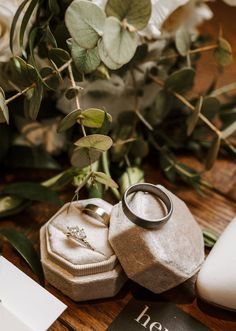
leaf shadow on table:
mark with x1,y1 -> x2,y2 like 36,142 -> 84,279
197,299 -> 236,322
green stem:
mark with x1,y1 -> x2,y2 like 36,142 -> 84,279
102,152 -> 121,200
6,59 -> 72,105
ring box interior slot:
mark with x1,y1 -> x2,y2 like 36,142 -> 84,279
40,199 -> 127,302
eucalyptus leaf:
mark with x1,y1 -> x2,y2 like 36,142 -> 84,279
201,97 -> 220,120
80,108 -> 112,128
75,134 -> 113,151
72,42 -> 101,74
98,39 -> 122,70
119,167 -> 144,194
49,48 -> 71,67
214,37 -> 233,67
146,90 -> 171,126
24,80 -> 43,120
1,182 -> 62,205
65,0 -> 105,49
71,147 -> 102,169
40,67 -> 60,90
10,56 -> 37,88
42,168 -> 78,190
0,88 -> 9,124
205,135 -> 221,170
103,16 -> 138,65
19,0 -> 38,53
187,96 -> 203,136
130,139 -> 149,158
49,0 -> 60,15
175,28 -> 190,56
160,156 -> 176,183
58,109 -> 81,132
65,87 -> 81,100
203,228 -> 218,248
105,0 -> 151,30
99,111 -> 112,135
10,0 -> 30,52
94,171 -> 118,188
0,228 -> 44,284
165,68 -> 195,93
0,196 -> 30,219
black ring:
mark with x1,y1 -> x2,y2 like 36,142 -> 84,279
122,183 -> 173,229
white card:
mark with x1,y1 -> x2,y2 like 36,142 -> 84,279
0,256 -> 67,331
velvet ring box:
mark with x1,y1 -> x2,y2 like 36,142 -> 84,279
40,198 -> 127,302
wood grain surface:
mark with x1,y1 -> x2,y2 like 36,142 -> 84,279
1,1 -> 236,331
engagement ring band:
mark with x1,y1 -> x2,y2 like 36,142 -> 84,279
122,183 -> 173,229
66,226 -> 94,251
82,204 -> 110,226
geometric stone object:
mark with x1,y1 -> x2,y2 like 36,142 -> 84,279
196,216 -> 236,311
109,185 -> 204,293
40,199 -> 127,302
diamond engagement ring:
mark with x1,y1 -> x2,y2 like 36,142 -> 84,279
66,226 -> 95,251
122,183 -> 173,229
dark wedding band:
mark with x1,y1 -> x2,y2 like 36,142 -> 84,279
82,204 -> 110,226
122,183 -> 173,229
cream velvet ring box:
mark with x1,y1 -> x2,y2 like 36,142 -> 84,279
40,199 -> 127,302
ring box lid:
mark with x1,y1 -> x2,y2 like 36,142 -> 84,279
46,199 -> 117,276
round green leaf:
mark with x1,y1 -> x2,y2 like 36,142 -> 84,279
24,80 -> 43,120
103,16 -> 138,65
214,37 -> 233,67
72,42 -> 101,74
58,109 -> 81,132
175,28 -> 190,56
105,0 -> 151,30
75,134 -> 113,151
201,97 -> 220,120
71,147 -> 102,168
49,48 -> 71,66
65,87 -> 81,100
165,68 -> 196,93
65,0 -> 106,49
98,39 -> 122,70
80,108 -> 112,128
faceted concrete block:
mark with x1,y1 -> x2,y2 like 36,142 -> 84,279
109,186 -> 204,293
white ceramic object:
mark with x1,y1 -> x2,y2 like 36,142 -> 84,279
196,216 -> 236,311
40,199 -> 127,302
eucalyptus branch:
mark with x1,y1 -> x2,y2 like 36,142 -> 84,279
67,64 -> 87,137
5,59 -> 73,105
210,82 -> 236,97
159,44 -> 218,61
135,67 -> 235,152
102,152 -> 121,200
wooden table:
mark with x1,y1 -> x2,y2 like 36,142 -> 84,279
1,2 -> 236,330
